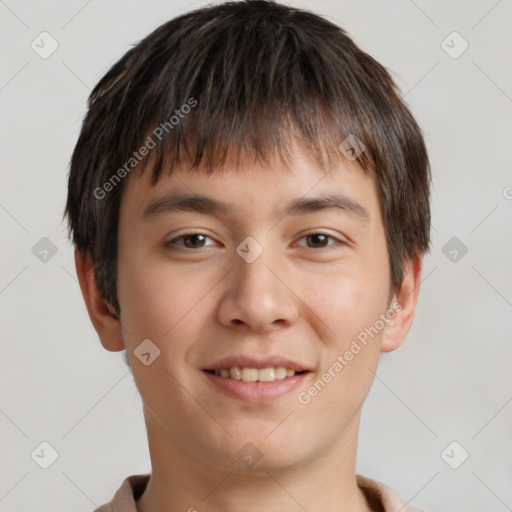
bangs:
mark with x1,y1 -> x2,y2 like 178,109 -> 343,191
146,105 -> 369,182
89,1 -> 379,185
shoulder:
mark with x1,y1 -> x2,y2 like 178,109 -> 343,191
357,474 -> 426,512
93,474 -> 151,512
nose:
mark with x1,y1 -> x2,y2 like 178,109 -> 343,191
215,243 -> 300,333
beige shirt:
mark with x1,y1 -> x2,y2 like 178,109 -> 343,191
94,473 -> 425,512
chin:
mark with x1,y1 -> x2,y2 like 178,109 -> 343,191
208,432 -> 310,475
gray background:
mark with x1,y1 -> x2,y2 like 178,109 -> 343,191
1,0 -> 511,510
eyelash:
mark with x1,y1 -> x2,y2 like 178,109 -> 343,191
166,231 -> 345,251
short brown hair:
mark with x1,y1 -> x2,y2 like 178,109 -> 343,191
65,0 -> 431,314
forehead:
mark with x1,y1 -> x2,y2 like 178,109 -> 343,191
119,144 -> 380,226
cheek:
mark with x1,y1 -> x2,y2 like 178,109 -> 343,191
119,261 -> 201,340
299,258 -> 390,395
294,279 -> 387,433
305,259 -> 390,345
116,261 -> 205,411
117,252 -> 223,379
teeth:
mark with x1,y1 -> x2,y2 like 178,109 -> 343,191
274,367 -> 287,379
258,367 -> 275,382
230,367 -> 242,380
213,366 -> 298,382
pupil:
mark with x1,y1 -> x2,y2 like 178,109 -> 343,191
309,234 -> 327,247
186,234 -> 205,248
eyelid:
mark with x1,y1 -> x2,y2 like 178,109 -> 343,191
165,229 -> 348,251
166,232 -> 218,249
294,230 -> 347,249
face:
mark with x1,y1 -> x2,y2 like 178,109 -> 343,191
115,145 -> 394,474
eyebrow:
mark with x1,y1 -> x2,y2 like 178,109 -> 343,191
143,192 -> 370,222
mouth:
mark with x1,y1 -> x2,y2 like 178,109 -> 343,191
202,365 -> 312,403
203,367 -> 310,382
202,355 -> 312,402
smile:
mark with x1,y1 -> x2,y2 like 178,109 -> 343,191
205,366 -> 306,382
203,368 -> 311,402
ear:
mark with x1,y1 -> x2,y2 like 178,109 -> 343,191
381,256 -> 423,353
74,250 -> 125,352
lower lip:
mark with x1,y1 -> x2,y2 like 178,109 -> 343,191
203,371 -> 310,403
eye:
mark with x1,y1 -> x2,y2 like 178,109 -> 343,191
166,233 -> 217,250
295,231 -> 344,250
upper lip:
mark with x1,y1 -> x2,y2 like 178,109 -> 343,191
203,355 -> 311,372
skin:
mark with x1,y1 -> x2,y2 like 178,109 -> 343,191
76,142 -> 422,512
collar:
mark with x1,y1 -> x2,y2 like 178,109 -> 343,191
94,473 -> 425,512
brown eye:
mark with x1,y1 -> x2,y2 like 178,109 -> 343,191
182,234 -> 207,248
306,233 -> 330,248
167,233 -> 215,250
296,232 -> 342,250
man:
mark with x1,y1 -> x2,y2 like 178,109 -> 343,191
66,2 -> 431,510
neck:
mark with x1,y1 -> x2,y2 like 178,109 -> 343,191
136,409 -> 372,512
